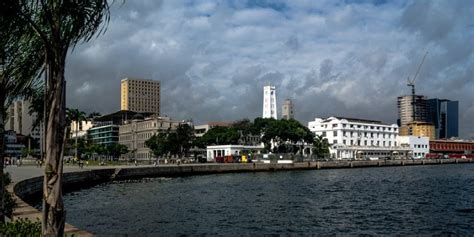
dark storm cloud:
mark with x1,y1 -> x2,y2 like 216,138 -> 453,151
65,0 -> 474,138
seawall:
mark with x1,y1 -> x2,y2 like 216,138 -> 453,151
10,158 -> 474,236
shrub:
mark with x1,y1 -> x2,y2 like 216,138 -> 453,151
0,218 -> 41,236
2,173 -> 16,217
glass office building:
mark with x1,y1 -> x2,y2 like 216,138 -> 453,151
427,99 -> 459,139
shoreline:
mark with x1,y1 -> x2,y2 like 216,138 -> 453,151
8,158 -> 474,236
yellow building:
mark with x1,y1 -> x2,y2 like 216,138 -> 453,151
400,122 -> 435,140
121,78 -> 160,115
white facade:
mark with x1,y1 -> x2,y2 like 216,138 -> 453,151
206,145 -> 264,162
263,85 -> 277,119
70,120 -> 94,138
397,136 -> 429,159
308,117 -> 410,160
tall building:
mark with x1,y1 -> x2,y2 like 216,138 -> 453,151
427,98 -> 459,139
397,95 -> 429,126
308,117 -> 410,160
262,85 -> 277,119
281,99 -> 294,120
5,100 -> 42,142
121,78 -> 160,115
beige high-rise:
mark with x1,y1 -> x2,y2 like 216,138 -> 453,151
282,99 -> 294,120
397,95 -> 429,126
121,78 -> 160,115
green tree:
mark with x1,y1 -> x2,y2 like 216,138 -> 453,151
87,111 -> 101,119
5,1 -> 111,234
312,135 -> 330,159
106,143 -> 129,160
252,118 -> 314,153
201,126 -> 240,146
175,124 -> 194,157
0,4 -> 44,222
145,133 -> 169,159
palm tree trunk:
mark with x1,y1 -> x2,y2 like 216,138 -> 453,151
0,88 -> 6,223
75,122 -> 78,160
42,60 -> 66,236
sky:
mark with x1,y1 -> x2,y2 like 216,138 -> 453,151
65,0 -> 474,139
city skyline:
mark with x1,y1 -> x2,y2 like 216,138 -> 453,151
64,0 -> 474,138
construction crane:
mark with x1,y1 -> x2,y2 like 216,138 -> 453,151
407,51 -> 428,121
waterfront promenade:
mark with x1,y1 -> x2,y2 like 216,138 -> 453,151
6,159 -> 474,236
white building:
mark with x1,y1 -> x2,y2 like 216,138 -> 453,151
70,120 -> 94,138
308,117 -> 410,160
397,136 -> 429,159
263,85 -> 277,119
206,145 -> 264,162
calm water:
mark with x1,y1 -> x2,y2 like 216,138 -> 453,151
63,164 -> 474,236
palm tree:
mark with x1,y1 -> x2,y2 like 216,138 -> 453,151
0,6 -> 44,223
6,1 -> 110,234
313,135 -> 330,159
67,108 -> 87,161
87,111 -> 101,119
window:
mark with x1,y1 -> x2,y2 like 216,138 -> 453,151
322,131 -> 326,137
333,140 -> 337,144
333,131 -> 338,136
343,131 -> 346,136
364,140 -> 367,146
343,140 -> 346,145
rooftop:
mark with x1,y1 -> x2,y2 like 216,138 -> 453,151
325,116 -> 384,125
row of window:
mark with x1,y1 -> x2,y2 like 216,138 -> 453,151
318,123 -> 398,132
431,144 -> 474,151
413,152 -> 426,157
413,144 -> 428,149
322,131 -> 395,139
336,139 -> 397,147
89,133 -> 118,139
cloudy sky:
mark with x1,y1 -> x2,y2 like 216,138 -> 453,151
65,0 -> 474,138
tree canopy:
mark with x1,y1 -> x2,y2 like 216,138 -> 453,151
145,124 -> 195,158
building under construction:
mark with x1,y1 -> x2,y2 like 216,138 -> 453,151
397,95 -> 430,127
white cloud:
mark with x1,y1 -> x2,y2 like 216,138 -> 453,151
65,0 -> 474,138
